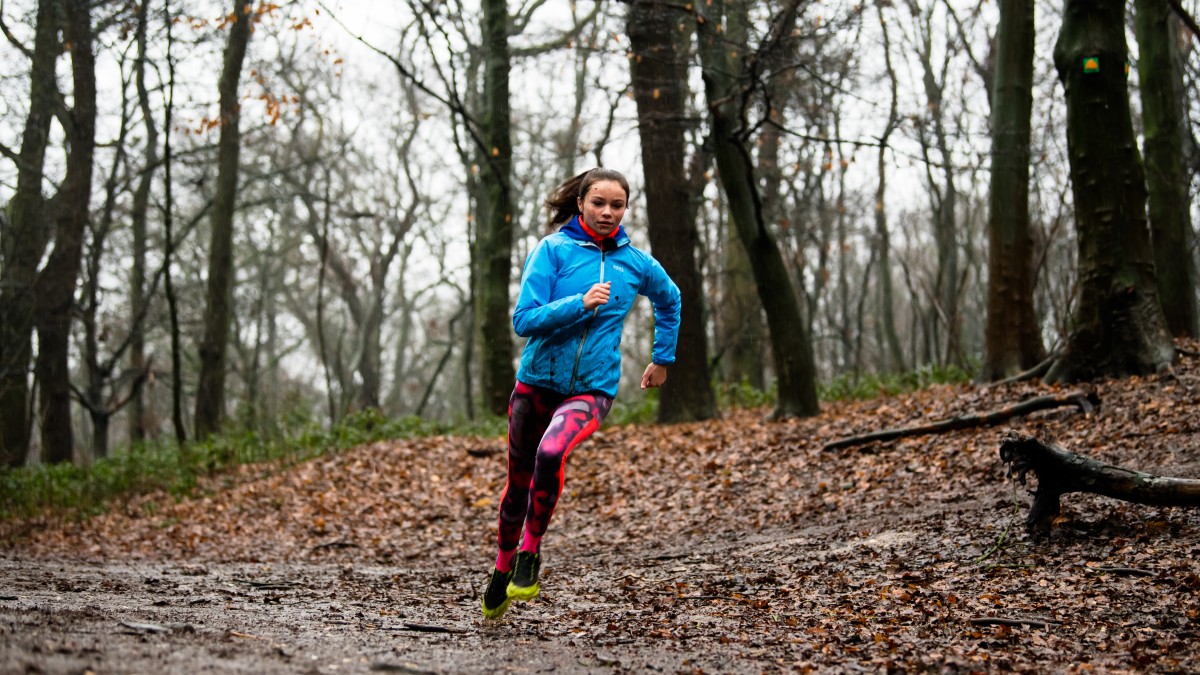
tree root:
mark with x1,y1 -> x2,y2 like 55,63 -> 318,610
999,433 -> 1200,534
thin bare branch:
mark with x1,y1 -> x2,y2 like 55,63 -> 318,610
0,0 -> 32,58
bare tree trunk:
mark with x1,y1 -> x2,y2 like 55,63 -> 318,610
463,183 -> 479,422
129,0 -> 158,443
721,221 -> 766,390
195,0 -> 253,439
33,0 -> 96,463
627,0 -> 716,423
311,166 -> 338,423
162,0 -> 186,444
697,0 -> 820,419
874,6 -> 905,374
1135,0 -> 1198,338
240,220 -> 272,432
834,119 -> 851,373
1045,0 -> 1175,382
475,0 -> 516,417
807,150 -> 832,359
720,118 -> 768,392
0,0 -> 59,466
983,0 -> 1045,381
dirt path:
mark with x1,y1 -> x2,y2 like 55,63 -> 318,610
1,531 -> 847,675
6,504 -> 1200,674
2,555 -> 748,674
5,348 -> 1200,672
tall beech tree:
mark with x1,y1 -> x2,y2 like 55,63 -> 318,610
194,0 -> 254,440
475,0 -> 516,417
1134,0 -> 1198,338
0,0 -> 59,466
697,0 -> 820,419
627,0 -> 716,423
1045,0 -> 1175,383
129,0 -> 159,443
873,4 -> 905,374
32,0 -> 96,462
983,0 -> 1045,381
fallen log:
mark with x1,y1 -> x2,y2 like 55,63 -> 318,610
999,433 -> 1200,534
823,391 -> 1099,452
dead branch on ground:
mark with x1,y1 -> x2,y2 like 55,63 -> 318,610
968,616 -> 1062,629
823,391 -> 1098,452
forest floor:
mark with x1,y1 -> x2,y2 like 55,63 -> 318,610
3,342 -> 1200,674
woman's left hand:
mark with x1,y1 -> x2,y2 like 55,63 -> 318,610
640,363 -> 668,389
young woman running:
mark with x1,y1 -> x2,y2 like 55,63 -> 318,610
481,168 -> 681,619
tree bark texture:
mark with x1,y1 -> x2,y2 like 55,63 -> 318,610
1045,0 -> 1175,383
162,0 -> 187,445
721,222 -> 766,390
32,0 -> 96,463
195,0 -> 253,440
0,0 -> 59,466
1000,433 -> 1200,533
697,0 -> 820,419
129,0 -> 158,443
476,0 -> 516,417
627,0 -> 716,423
983,0 -> 1045,381
1134,0 -> 1198,338
874,7 -> 905,374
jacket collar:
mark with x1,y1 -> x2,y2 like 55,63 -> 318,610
560,215 -> 629,249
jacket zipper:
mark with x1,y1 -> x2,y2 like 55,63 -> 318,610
568,245 -> 606,394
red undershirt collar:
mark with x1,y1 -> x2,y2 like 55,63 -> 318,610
577,217 -> 613,246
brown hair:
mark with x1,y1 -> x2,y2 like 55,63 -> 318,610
544,168 -> 630,230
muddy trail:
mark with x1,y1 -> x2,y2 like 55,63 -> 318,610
4,346 -> 1200,673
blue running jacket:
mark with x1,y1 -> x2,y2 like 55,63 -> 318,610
513,216 -> 682,397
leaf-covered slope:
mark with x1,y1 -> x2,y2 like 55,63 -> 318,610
11,343 -> 1200,672
21,345 -> 1200,566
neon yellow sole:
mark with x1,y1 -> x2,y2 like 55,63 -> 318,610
507,581 -> 540,602
481,595 -> 512,620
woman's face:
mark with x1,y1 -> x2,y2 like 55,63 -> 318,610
577,180 -> 627,238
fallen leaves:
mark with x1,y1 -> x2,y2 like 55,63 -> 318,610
5,343 -> 1200,671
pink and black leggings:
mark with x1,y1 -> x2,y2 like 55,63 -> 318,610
494,381 -> 612,572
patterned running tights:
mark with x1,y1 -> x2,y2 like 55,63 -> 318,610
494,381 -> 612,572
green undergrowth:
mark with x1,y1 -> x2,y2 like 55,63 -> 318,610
0,409 -> 505,526
819,362 -> 973,401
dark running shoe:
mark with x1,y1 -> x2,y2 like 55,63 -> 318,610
481,567 -> 514,620
507,551 -> 541,601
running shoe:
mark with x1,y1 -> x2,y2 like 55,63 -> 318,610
507,551 -> 541,601
481,567 -> 514,619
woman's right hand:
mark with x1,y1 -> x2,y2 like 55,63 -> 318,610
583,282 -> 611,310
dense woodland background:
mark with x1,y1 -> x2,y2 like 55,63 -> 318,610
0,0 -> 1197,467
